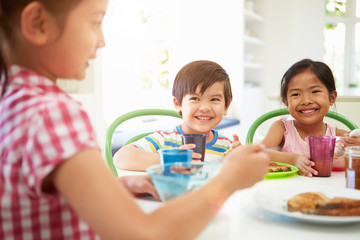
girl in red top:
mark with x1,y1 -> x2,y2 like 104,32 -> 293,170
0,0 -> 269,239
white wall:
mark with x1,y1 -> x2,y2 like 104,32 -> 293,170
331,98 -> 360,128
168,0 -> 244,119
80,0 -> 359,149
262,0 -> 325,111
261,0 -> 360,127
101,0 -> 245,125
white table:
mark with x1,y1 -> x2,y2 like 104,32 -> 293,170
118,169 -> 360,240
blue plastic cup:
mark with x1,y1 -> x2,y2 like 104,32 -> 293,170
158,149 -> 192,172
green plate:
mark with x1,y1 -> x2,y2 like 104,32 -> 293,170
265,162 -> 299,179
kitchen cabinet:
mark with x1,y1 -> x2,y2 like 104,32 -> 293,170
243,0 -> 264,87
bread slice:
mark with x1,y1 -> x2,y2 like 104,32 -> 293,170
268,162 -> 292,172
287,192 -> 330,212
288,192 -> 360,216
307,207 -> 360,216
316,197 -> 360,209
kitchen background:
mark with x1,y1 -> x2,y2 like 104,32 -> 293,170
57,0 -> 360,146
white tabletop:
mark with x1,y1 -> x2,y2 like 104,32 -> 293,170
118,169 -> 360,240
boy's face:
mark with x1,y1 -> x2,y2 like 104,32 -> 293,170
173,82 -> 230,135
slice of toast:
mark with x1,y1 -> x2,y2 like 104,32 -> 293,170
287,192 -> 330,212
305,207 -> 360,216
288,192 -> 360,216
316,197 -> 360,209
268,162 -> 292,172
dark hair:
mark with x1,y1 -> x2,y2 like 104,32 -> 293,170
0,0 -> 82,99
172,60 -> 232,109
280,59 -> 336,103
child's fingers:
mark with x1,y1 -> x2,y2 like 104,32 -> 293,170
232,134 -> 239,142
299,166 -> 314,177
179,144 -> 201,160
304,160 -> 317,176
344,136 -> 360,146
179,144 -> 196,149
232,141 -> 241,148
305,164 -> 318,177
192,152 -> 202,160
295,156 -> 317,177
143,182 -> 161,200
307,159 -> 315,166
120,175 -> 161,200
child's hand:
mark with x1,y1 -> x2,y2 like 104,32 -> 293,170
179,144 -> 202,161
222,144 -> 269,190
119,175 -> 160,200
294,155 -> 317,177
224,134 -> 242,156
231,134 -> 242,150
344,136 -> 360,147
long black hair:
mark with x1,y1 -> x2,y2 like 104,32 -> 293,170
280,59 -> 336,103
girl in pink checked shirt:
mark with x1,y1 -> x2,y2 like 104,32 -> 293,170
0,0 -> 269,239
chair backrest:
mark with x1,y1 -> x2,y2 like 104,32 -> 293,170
104,109 -> 182,176
245,108 -> 359,144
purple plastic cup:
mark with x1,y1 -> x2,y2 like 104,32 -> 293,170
181,134 -> 206,161
308,135 -> 336,177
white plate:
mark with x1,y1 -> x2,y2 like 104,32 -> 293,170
253,185 -> 360,224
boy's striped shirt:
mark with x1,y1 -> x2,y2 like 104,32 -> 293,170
130,125 -> 233,163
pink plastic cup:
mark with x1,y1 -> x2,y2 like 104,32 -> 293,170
309,135 -> 336,177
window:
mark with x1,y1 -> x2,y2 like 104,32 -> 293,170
102,0 -> 171,124
324,0 -> 360,94
101,0 -> 244,126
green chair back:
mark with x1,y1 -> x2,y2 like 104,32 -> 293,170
104,109 -> 182,176
245,108 -> 358,144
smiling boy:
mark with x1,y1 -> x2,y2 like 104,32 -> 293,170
114,60 -> 241,171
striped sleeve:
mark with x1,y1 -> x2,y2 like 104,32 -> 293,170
130,129 -> 182,152
130,131 -> 166,153
205,133 -> 232,163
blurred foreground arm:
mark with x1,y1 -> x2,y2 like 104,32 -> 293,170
51,145 -> 269,240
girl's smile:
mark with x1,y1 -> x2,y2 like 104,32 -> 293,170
298,108 -> 318,114
297,107 -> 320,116
285,70 -> 336,126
